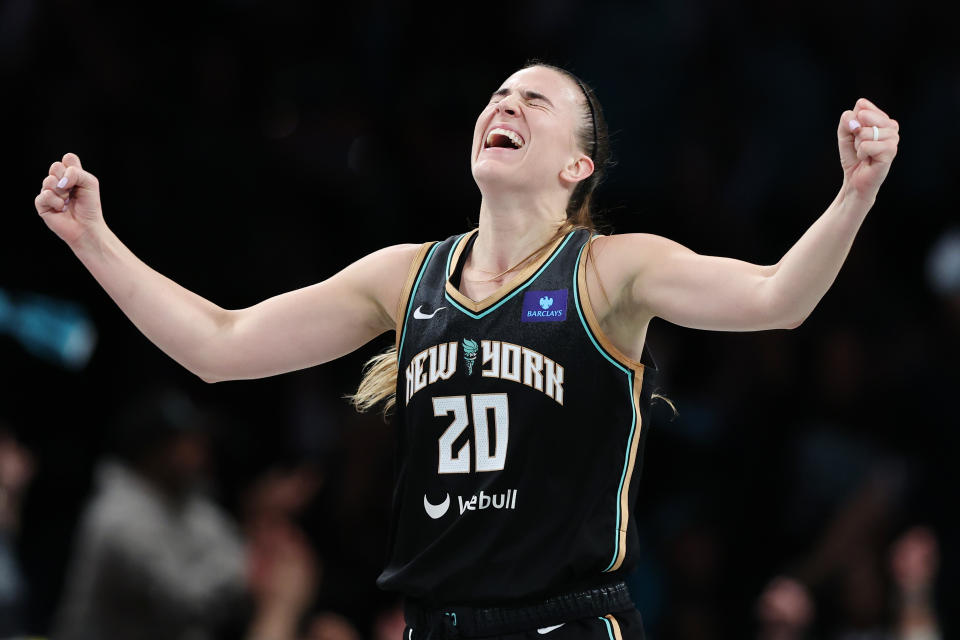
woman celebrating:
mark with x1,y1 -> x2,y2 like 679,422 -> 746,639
34,62 -> 899,640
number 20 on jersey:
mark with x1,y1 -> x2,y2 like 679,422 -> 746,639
433,393 -> 509,474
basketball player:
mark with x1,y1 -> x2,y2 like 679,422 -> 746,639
33,62 -> 899,639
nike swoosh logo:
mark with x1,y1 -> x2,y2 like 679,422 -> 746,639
413,305 -> 446,320
537,624 -> 565,634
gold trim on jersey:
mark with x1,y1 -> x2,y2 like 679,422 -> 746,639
395,242 -> 438,351
604,614 -> 624,640
610,369 -> 645,571
443,228 -> 569,313
575,236 -> 647,372
576,235 -> 648,573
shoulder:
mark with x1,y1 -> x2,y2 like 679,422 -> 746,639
347,243 -> 429,283
587,233 -> 677,285
364,243 -> 427,268
353,242 -> 437,327
591,233 -> 677,258
578,232 -> 688,323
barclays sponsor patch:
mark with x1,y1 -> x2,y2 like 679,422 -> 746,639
521,289 -> 567,322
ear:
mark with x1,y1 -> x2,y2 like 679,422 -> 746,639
559,153 -> 595,186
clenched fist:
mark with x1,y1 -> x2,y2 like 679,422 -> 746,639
34,152 -> 105,248
838,98 -> 900,201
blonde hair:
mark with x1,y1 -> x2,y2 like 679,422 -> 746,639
347,345 -> 400,415
651,393 -> 678,418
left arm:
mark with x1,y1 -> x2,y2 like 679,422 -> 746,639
598,98 -> 899,331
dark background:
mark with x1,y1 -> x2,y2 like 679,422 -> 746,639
1,0 -> 957,637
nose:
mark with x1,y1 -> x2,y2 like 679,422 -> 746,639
495,95 -> 520,117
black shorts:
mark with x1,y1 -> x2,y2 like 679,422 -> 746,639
403,608 -> 645,640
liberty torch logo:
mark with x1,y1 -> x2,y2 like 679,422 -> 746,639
462,338 -> 478,375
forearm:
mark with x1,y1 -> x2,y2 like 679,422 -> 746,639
768,183 -> 874,325
71,226 -> 233,381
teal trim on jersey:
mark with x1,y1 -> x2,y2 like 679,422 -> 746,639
572,240 -> 639,573
443,231 -> 576,320
444,232 -> 469,281
397,242 -> 442,359
598,616 -> 616,640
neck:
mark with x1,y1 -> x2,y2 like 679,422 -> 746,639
471,190 -> 569,274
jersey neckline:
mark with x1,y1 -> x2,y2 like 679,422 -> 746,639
444,228 -> 574,315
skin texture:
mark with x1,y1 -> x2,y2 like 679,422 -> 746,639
33,67 -> 899,381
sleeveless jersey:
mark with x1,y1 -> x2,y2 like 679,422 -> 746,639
377,228 -> 659,606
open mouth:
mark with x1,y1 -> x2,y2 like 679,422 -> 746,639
483,127 -> 525,151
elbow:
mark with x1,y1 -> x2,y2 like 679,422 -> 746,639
763,275 -> 810,331
194,309 -> 239,384
780,306 -> 812,330
190,365 -> 224,384
783,315 -> 805,330
772,306 -> 808,330
194,362 -> 236,384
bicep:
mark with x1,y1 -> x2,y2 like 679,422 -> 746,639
205,244 -> 419,381
615,235 -> 784,332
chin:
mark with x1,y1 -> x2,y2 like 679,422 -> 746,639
472,160 -> 526,192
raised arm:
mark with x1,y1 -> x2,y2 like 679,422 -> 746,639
34,153 -> 419,383
593,98 -> 899,332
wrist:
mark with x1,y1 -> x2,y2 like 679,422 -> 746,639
838,181 -> 876,217
69,222 -> 115,260
839,178 -> 877,209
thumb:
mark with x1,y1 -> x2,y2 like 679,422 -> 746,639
837,109 -> 860,167
60,152 -> 98,193
838,109 -> 860,142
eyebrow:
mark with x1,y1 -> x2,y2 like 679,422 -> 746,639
490,87 -> 555,108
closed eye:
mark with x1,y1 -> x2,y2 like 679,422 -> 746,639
488,87 -> 555,109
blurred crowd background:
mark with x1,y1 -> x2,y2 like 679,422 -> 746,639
1,0 -> 957,638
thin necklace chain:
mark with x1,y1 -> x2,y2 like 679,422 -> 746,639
462,227 -> 565,283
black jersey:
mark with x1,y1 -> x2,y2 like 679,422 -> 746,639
377,227 -> 659,606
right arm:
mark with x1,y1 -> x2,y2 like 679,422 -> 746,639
35,153 -> 419,383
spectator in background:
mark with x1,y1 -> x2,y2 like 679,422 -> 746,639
51,387 -> 248,640
243,464 -> 366,640
889,526 -> 940,640
0,424 -> 35,637
756,525 -> 942,640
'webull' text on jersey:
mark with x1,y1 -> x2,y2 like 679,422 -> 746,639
378,228 -> 659,606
